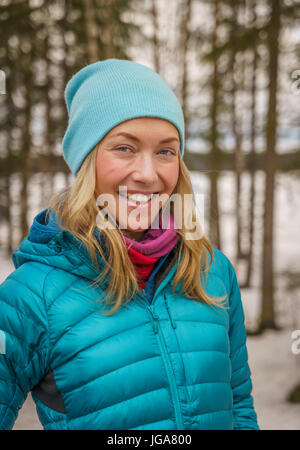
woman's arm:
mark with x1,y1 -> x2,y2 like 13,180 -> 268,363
0,263 -> 51,429
227,258 -> 259,430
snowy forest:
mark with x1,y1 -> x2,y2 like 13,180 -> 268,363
0,0 -> 300,429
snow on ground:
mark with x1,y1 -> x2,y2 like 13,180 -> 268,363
0,170 -> 299,429
247,329 -> 300,430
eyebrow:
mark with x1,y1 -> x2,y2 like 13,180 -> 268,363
108,131 -> 180,144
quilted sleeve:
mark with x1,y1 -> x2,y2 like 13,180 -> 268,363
227,261 -> 259,430
0,264 -> 51,429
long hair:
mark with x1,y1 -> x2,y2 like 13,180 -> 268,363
46,144 -> 226,315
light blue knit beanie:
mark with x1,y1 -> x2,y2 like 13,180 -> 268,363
62,58 -> 185,175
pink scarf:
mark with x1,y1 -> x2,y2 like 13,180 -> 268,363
121,212 -> 179,258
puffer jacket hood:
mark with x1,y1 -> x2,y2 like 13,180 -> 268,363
12,209 -> 107,283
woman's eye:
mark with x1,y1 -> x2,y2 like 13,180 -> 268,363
115,147 -> 175,156
116,146 -> 131,153
159,149 -> 176,156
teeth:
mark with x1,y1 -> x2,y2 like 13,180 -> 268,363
127,193 -> 153,203
119,192 -> 156,203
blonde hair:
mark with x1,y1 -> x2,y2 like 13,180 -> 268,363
47,145 -> 226,315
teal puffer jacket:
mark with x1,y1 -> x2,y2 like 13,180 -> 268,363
0,209 -> 259,430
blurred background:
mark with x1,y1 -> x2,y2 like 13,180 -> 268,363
0,0 -> 300,430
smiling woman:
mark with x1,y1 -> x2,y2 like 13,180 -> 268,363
0,58 -> 259,431
95,117 -> 180,240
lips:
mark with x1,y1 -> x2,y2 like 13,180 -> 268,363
118,189 -> 159,197
126,191 -> 159,195
118,192 -> 159,209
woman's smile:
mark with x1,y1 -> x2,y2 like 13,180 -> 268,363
95,117 -> 180,235
117,189 -> 160,210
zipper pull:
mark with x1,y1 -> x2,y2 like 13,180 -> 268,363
164,292 -> 177,329
152,313 -> 159,334
147,307 -> 159,334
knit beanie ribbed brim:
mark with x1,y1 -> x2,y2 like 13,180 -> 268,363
62,59 -> 185,175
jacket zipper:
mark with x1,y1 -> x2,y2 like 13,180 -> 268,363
142,288 -> 184,430
164,292 -> 190,403
163,292 -> 176,329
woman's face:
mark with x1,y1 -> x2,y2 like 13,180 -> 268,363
95,117 -> 180,240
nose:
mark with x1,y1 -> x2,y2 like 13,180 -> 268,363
131,154 -> 159,185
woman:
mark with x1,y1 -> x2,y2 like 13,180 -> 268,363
0,59 -> 259,430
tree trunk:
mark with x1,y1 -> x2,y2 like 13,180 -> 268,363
3,41 -> 14,254
83,0 -> 99,63
259,0 -> 281,331
244,0 -> 258,288
40,21 -> 54,209
179,0 -> 192,133
104,0 -> 116,59
61,0 -> 72,189
209,0 -> 221,250
231,51 -> 244,262
20,63 -> 32,242
151,0 -> 160,74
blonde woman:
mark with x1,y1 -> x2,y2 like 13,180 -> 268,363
0,59 -> 259,430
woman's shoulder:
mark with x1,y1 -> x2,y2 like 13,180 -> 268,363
0,260 -> 53,316
209,247 -> 235,275
207,247 -> 239,294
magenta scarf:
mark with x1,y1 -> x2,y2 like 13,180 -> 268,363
121,212 -> 179,258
